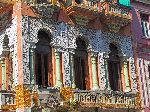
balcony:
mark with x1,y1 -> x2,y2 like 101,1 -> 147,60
0,90 -> 16,111
70,1 -> 132,32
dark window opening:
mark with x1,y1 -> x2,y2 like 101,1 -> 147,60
140,13 -> 150,38
74,38 -> 88,90
108,43 -> 121,91
35,31 -> 52,88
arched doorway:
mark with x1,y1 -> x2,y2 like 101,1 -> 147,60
35,31 -> 52,87
108,43 -> 121,91
74,38 -> 88,90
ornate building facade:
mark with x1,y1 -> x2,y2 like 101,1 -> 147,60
0,0 -> 142,112
131,0 -> 150,112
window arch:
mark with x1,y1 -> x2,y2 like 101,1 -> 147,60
74,38 -> 88,90
108,43 -> 121,91
35,30 -> 52,87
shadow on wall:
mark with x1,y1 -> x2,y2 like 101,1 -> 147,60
131,7 -> 143,40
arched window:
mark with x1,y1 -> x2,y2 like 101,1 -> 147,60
74,38 -> 88,90
35,31 -> 52,87
108,43 -> 121,91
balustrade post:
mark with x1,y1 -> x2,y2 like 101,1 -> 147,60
55,49 -> 62,88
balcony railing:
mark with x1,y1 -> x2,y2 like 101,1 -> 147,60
73,90 -> 136,108
0,90 -> 16,110
38,88 -> 61,108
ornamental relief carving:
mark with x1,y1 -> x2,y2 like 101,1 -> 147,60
22,17 -> 137,91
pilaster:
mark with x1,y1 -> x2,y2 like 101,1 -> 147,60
0,59 -> 6,90
69,49 -> 76,88
103,53 -> 110,90
90,52 -> 99,90
54,48 -> 62,88
29,44 -> 36,85
122,56 -> 131,92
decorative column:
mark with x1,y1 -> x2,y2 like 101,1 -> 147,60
70,53 -> 76,88
122,56 -> 130,92
29,45 -> 36,85
103,53 -> 110,90
55,49 -> 62,88
91,52 -> 99,90
0,59 -> 6,90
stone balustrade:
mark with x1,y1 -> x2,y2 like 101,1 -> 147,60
73,90 -> 136,108
108,4 -> 130,16
0,90 -> 16,110
38,88 -> 60,108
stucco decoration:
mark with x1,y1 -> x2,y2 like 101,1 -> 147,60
22,16 -> 137,91
0,16 -> 18,86
6,16 -> 18,86
22,16 -> 64,84
0,34 -> 5,55
100,32 -> 137,91
63,51 -> 71,87
98,52 -> 107,90
130,57 -> 137,92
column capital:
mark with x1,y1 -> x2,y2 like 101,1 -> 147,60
0,57 -> 5,64
121,55 -> 129,62
68,48 -> 75,54
1,51 -> 10,58
89,51 -> 98,57
54,47 -> 62,53
103,52 -> 109,59
29,42 -> 36,49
